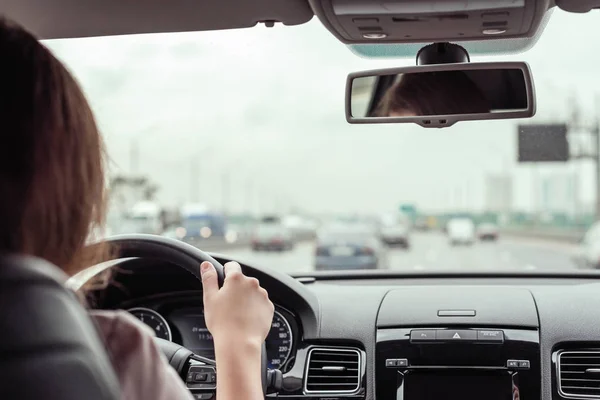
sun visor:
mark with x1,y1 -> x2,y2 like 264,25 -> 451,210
308,0 -> 551,45
3,0 -> 314,40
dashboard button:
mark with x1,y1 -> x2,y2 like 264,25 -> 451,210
194,373 -> 208,382
477,330 -> 504,342
353,17 -> 379,24
411,330 -> 436,341
437,329 -> 476,341
518,360 -> 530,369
507,360 -> 520,368
386,359 -> 398,367
193,394 -> 214,400
397,359 -> 408,367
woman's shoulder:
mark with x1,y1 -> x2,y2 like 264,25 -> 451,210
91,309 -> 156,343
90,310 -> 193,400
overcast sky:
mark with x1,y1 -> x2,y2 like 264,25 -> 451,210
43,9 -> 600,216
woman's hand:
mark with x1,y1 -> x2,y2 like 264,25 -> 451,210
200,261 -> 274,349
200,261 -> 274,400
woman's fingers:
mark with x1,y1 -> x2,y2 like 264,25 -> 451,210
224,261 -> 243,281
200,262 -> 218,302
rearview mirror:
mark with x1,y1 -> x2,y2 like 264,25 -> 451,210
346,62 -> 535,128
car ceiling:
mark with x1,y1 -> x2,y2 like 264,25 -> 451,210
2,0 -> 314,39
3,0 -> 599,56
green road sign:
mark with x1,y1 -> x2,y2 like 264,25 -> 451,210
400,204 -> 417,215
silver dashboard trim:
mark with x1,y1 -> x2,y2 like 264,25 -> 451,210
127,307 -> 173,342
303,346 -> 362,396
557,350 -> 600,399
272,309 -> 294,370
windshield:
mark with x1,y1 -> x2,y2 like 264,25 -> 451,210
182,219 -> 212,230
130,215 -> 153,222
319,225 -> 376,241
256,225 -> 285,236
45,10 -> 599,274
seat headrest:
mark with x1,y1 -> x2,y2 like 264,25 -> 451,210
0,254 -> 120,400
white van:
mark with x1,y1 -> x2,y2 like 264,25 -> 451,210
447,218 -> 476,245
120,201 -> 163,235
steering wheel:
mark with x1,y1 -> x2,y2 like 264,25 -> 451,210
103,234 -> 282,396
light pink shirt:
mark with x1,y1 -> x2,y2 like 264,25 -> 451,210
91,310 -> 194,400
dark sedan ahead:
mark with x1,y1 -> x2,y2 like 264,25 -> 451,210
315,224 -> 388,271
251,224 -> 294,252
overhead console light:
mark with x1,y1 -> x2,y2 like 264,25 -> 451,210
308,0 -> 547,44
363,32 -> 388,38
482,28 -> 508,34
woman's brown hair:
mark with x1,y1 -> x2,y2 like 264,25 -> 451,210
0,17 -> 109,275
373,71 -> 491,117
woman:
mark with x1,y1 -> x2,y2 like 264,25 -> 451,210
372,70 -> 491,117
0,16 -> 273,400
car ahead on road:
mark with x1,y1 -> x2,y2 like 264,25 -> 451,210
447,218 -> 476,246
315,224 -> 388,270
477,223 -> 499,241
251,224 -> 294,252
380,222 -> 410,249
413,217 -> 430,231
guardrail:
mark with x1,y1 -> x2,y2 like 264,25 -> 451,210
500,227 -> 585,244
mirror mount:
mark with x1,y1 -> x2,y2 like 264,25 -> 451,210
416,43 -> 470,66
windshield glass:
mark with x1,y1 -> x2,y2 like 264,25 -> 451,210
319,224 -> 375,240
45,10 -> 600,274
256,225 -> 285,236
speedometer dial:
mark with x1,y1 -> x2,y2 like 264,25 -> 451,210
128,307 -> 172,341
265,311 -> 293,369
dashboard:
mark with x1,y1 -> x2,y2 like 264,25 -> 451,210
126,300 -> 298,371
84,256 -> 600,400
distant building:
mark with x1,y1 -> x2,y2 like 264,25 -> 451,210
485,175 -> 513,214
538,172 -> 579,217
107,174 -> 160,233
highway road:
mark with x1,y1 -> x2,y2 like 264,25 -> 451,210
224,232 -> 582,275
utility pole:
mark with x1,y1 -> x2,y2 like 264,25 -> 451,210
190,158 -> 198,203
222,172 -> 229,217
246,181 -> 254,215
569,94 -> 600,220
454,186 -> 462,213
594,118 -> 600,219
130,139 -> 139,174
593,94 -> 600,220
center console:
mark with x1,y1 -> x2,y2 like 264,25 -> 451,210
375,287 -> 541,400
376,327 -> 540,400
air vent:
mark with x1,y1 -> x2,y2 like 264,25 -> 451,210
558,351 -> 600,398
305,347 -> 361,394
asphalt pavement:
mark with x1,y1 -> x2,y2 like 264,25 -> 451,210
224,232 -> 581,274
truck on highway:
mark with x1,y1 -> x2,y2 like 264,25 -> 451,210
447,217 -> 476,246
179,203 -> 227,243
118,201 -> 164,235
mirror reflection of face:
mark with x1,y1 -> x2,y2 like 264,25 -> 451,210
389,110 -> 417,117
352,68 -> 530,118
